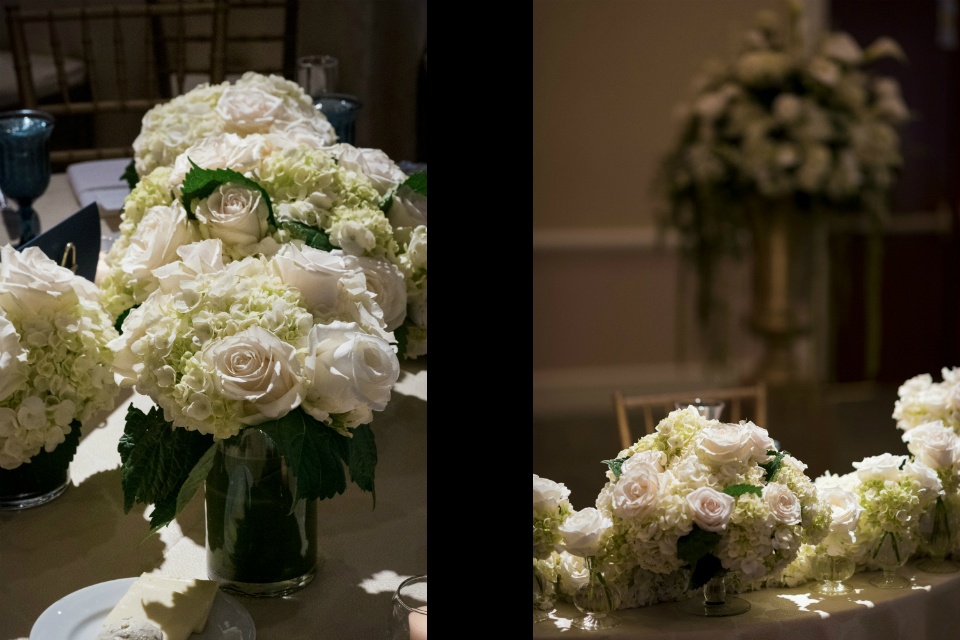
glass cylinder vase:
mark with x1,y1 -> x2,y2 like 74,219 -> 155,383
813,554 -> 855,595
869,531 -> 909,589
0,461 -> 69,510
205,429 -> 317,597
572,557 -> 621,630
918,496 -> 960,574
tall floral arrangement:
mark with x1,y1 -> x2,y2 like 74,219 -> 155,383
0,246 -> 119,470
660,2 -> 907,318
110,239 -> 399,531
587,408 -> 827,607
105,132 -> 428,358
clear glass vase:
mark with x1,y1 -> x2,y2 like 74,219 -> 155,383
572,557 -> 621,630
677,575 -> 751,616
0,461 -> 69,510
869,531 -> 909,589
675,399 -> 725,421
533,564 -> 550,624
205,429 -> 317,597
813,554 -> 856,595
918,496 -> 960,574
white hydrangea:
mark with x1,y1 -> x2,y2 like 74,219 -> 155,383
0,246 -> 119,469
894,369 -> 960,435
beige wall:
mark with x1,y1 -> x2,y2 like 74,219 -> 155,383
533,0 -> 826,408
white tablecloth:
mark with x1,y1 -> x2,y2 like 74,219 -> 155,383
0,360 -> 427,640
533,563 -> 960,640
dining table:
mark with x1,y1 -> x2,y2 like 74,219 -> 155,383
0,177 -> 429,640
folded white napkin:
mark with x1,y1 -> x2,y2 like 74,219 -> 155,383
66,159 -> 132,218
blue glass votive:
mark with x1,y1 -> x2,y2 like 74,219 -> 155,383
0,110 -> 55,245
314,94 -> 361,145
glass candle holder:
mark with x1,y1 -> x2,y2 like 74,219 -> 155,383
389,574 -> 427,640
869,531 -> 909,589
675,398 -> 726,421
0,110 -> 54,245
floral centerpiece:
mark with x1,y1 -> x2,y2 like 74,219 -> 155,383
660,2 -> 908,376
893,368 -> 960,434
104,133 -> 427,358
588,407 -> 828,608
0,246 -> 119,507
110,238 -> 399,595
130,72 -> 337,178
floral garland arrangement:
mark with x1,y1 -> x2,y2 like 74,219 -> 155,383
893,368 -> 960,434
110,238 -> 399,531
131,72 -> 337,178
0,246 -> 119,470
660,2 -> 907,317
104,133 -> 428,358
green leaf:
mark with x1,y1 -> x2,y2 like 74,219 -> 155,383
174,443 -> 216,516
723,483 -> 763,498
180,159 -> 275,226
118,404 -> 214,515
114,304 -> 140,334
676,525 -> 722,568
689,553 -> 724,591
402,172 -> 427,197
394,323 -> 409,359
345,423 -> 377,507
759,450 -> 789,483
148,492 -> 178,533
279,220 -> 334,252
601,456 -> 631,480
379,188 -> 395,213
121,160 -> 139,191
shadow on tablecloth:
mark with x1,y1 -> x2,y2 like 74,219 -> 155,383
0,467 -> 168,639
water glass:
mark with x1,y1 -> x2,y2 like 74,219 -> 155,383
389,575 -> 427,639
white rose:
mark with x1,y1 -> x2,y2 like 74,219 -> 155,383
169,133 -> 268,190
902,420 -> 960,470
612,460 -> 662,521
200,326 -> 303,424
622,449 -> 664,474
821,32 -> 863,64
331,220 -> 376,256
301,321 -> 399,422
349,255 -> 407,331
216,86 -> 288,134
119,204 -> 198,283
687,486 -> 735,532
533,474 -> 571,513
332,144 -> 406,196
107,290 -> 168,387
763,482 -> 801,525
0,313 -> 27,402
741,421 -> 776,463
0,245 -> 79,313
558,552 -> 590,594
852,453 -> 907,482
406,226 -> 427,269
195,183 -> 269,247
270,244 -> 358,317
153,239 -> 226,295
558,507 -> 612,558
902,460 -> 943,500
820,485 -> 863,535
268,119 -> 336,149
696,423 -> 755,466
388,185 -> 428,229
899,373 -> 933,398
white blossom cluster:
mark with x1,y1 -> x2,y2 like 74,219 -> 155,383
0,246 -> 119,469
533,475 -> 573,560
109,239 -> 400,439
893,369 -> 960,435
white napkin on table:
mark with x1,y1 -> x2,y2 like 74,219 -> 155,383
66,158 -> 132,218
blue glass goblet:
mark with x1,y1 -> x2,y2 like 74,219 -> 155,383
0,110 -> 55,245
314,94 -> 362,145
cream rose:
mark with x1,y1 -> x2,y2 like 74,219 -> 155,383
270,244 -> 358,316
169,133 -> 268,190
195,183 -> 270,247
0,245 -> 81,312
902,420 -> 960,470
742,421 -> 776,462
0,313 -> 27,402
852,453 -> 906,483
763,483 -> 801,525
301,321 -> 399,423
558,507 -> 612,558
534,474 -> 571,513
558,552 -> 590,593
687,486 -> 735,532
388,185 -> 428,229
201,326 -> 303,424
350,255 -> 407,331
154,239 -> 226,295
696,423 -> 754,466
120,204 -> 197,283
406,226 -> 427,269
622,449 -> 664,474
216,86 -> 288,134
820,486 -> 864,534
612,460 -> 662,521
332,144 -> 406,196
903,460 -> 942,500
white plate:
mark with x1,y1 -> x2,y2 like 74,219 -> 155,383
30,577 -> 256,640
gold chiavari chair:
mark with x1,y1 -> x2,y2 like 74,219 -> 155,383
6,1 -> 228,164
612,384 -> 767,451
